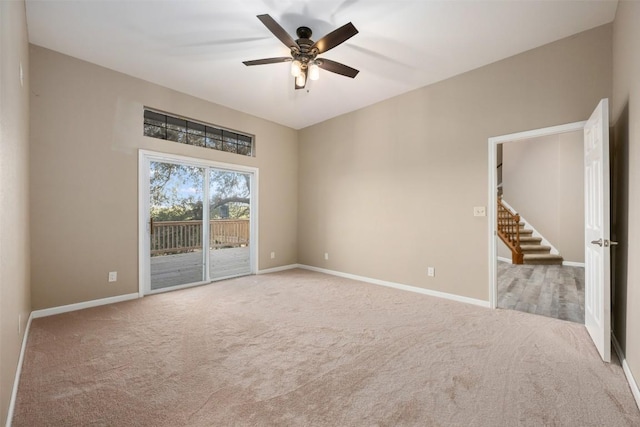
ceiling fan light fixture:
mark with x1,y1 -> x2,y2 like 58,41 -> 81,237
309,61 -> 320,81
295,72 -> 306,87
291,60 -> 302,77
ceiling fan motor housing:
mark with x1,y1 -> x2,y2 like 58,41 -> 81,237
292,26 -> 318,69
296,26 -> 313,39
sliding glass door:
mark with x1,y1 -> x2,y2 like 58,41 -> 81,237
209,170 -> 252,280
149,161 -> 206,291
141,152 -> 256,294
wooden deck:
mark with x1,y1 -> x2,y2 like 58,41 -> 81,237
150,246 -> 250,290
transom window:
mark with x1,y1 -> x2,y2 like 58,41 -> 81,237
143,109 -> 254,156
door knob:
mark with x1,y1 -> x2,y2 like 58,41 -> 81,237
590,238 -> 618,247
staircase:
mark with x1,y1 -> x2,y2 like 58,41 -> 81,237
497,198 -> 563,265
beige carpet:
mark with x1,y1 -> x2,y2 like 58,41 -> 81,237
13,269 -> 640,426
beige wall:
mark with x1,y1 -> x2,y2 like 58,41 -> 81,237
612,0 -> 640,398
0,1 -> 31,424
298,24 -> 611,301
29,46 -> 298,310
497,238 -> 512,261
502,131 -> 584,263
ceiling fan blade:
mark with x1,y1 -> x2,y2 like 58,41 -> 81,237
312,22 -> 358,54
317,58 -> 359,78
243,57 -> 292,66
257,14 -> 297,49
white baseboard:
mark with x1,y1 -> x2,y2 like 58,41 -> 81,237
31,293 -> 140,319
298,264 -> 490,308
562,261 -> 585,267
257,264 -> 300,275
6,312 -> 33,427
612,334 -> 640,411
498,257 -> 584,268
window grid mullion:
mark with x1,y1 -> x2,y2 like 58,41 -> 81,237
143,109 -> 253,157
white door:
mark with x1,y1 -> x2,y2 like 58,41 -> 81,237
584,98 -> 611,363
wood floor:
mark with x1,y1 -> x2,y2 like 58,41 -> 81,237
150,246 -> 250,290
497,261 -> 585,323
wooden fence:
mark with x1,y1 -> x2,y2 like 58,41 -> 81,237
151,219 -> 249,255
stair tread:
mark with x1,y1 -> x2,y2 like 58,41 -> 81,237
524,254 -> 563,260
523,253 -> 564,265
519,237 -> 542,243
520,245 -> 552,253
504,230 -> 533,235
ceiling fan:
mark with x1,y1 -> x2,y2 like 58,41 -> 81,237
243,14 -> 359,90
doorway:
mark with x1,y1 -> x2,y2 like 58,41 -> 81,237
489,98 -> 613,363
138,150 -> 257,295
488,121 -> 586,309
495,130 -> 585,323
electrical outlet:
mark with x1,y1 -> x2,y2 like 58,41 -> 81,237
427,267 -> 435,277
473,206 -> 486,217
324,252 -> 329,260
108,271 -> 117,282
270,251 -> 275,259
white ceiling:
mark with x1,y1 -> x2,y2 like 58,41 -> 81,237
25,0 -> 617,129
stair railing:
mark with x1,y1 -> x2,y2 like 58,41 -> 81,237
497,198 -> 523,264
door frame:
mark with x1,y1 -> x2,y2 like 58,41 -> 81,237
487,121 -> 585,308
138,149 -> 259,297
